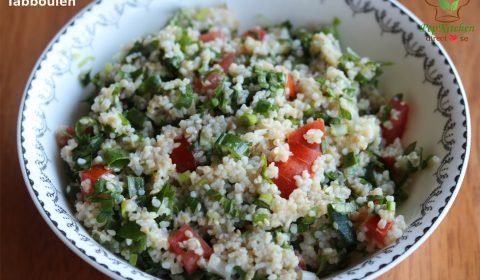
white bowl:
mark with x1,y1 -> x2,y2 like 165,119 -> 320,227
17,0 -> 471,279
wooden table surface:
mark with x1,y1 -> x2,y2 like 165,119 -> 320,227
1,1 -> 478,279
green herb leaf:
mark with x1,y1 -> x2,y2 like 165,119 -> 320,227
327,204 -> 355,246
185,192 -> 201,212
233,266 -> 247,279
126,108 -> 146,129
342,152 -> 358,168
403,141 -> 417,155
137,74 -> 161,95
75,116 -> 99,141
118,221 -> 145,241
104,148 -> 130,169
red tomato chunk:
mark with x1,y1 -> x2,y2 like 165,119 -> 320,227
219,52 -> 236,72
171,137 -> 198,173
168,224 -> 213,274
193,72 -> 224,95
274,119 -> 325,198
79,165 -> 110,195
286,74 -> 296,99
199,31 -> 225,43
242,27 -> 267,41
56,126 -> 75,148
365,215 -> 394,246
381,96 -> 409,145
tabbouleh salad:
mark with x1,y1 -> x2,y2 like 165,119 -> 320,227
57,6 -> 437,280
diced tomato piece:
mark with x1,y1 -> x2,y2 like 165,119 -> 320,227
181,250 -> 201,274
193,72 -> 224,95
296,253 -> 306,270
273,120 -> 325,198
381,97 -> 409,145
168,224 -> 213,274
199,31 -> 225,43
287,119 -> 325,150
286,74 -> 296,99
242,27 -> 267,41
382,156 -> 396,171
171,138 -> 198,173
56,126 -> 75,148
365,215 -> 394,246
289,144 -> 321,167
219,52 -> 236,72
274,157 -> 308,198
79,165 -> 110,195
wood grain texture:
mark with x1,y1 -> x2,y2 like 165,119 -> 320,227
0,1 -> 478,279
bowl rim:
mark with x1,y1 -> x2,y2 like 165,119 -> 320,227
16,0 -> 471,279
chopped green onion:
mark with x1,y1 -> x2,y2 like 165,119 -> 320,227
339,97 -> 355,120
126,176 -> 144,199
330,202 -> 357,214
259,193 -> 274,206
239,112 -> 258,127
253,193 -> 274,209
177,171 -> 191,186
119,113 -> 130,126
339,108 -> 352,120
121,200 -> 128,218
259,154 -> 273,183
175,84 -> 194,109
387,200 -> 396,212
104,148 -> 130,169
252,212 -> 269,224
214,133 -> 250,159
254,100 -> 277,116
129,253 -> 138,266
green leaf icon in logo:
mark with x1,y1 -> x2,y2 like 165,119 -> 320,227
450,0 -> 459,11
438,0 -> 460,11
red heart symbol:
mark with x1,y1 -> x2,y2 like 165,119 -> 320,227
448,34 -> 458,42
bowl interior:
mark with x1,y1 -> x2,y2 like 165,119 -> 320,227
18,0 -> 469,279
